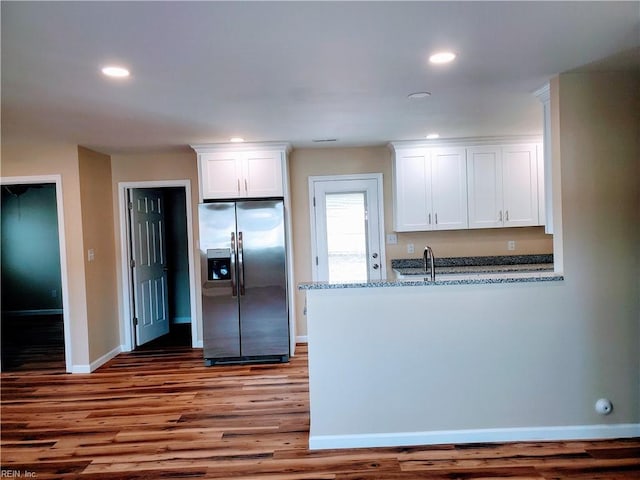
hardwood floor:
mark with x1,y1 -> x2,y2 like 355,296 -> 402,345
1,314 -> 65,372
2,344 -> 639,479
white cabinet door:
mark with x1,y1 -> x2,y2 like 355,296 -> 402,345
393,149 -> 432,231
467,144 -> 539,229
243,151 -> 284,198
502,144 -> 538,227
200,152 -> 243,199
199,150 -> 284,200
431,148 -> 468,230
467,147 -> 503,229
393,147 -> 467,231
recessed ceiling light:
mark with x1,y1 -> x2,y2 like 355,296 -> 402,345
230,137 -> 245,143
429,52 -> 456,64
101,66 -> 130,78
407,91 -> 431,99
426,133 -> 440,140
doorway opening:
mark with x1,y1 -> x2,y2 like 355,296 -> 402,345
118,181 -> 198,352
309,174 -> 386,282
1,176 -> 71,372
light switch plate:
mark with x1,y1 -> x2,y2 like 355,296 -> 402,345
407,243 -> 415,254
386,234 -> 398,245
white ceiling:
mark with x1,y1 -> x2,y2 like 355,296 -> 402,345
2,1 -> 639,154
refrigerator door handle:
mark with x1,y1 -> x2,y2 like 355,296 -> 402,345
238,231 -> 246,296
230,232 -> 238,297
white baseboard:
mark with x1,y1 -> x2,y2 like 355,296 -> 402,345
296,335 -> 308,343
309,423 -> 640,450
71,345 -> 123,374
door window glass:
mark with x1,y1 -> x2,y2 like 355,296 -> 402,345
325,192 -> 368,282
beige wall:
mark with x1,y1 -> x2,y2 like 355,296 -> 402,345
290,146 -> 553,337
1,144 -> 201,367
289,147 -> 390,337
1,141 -> 91,366
78,147 -> 119,361
110,150 -> 200,344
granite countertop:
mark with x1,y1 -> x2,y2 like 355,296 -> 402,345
298,254 -> 563,290
393,254 -> 554,277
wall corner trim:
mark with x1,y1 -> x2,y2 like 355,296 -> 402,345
309,423 -> 640,450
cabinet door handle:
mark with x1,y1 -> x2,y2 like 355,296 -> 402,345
244,178 -> 248,193
237,179 -> 241,193
428,213 -> 432,225
505,210 -> 509,221
499,210 -> 503,222
435,213 -> 438,225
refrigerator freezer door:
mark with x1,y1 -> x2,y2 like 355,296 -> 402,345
199,203 -> 240,358
236,200 -> 289,356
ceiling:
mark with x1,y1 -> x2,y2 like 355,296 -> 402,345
2,1 -> 639,154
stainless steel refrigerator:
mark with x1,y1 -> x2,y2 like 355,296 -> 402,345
199,200 -> 289,365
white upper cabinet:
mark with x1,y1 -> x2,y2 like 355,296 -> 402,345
192,144 -> 287,200
391,138 -> 543,232
243,150 -> 284,198
466,147 -> 504,229
392,146 -> 468,231
199,151 -> 244,199
467,144 -> 540,229
431,148 -> 469,230
502,144 -> 539,227
393,148 -> 432,231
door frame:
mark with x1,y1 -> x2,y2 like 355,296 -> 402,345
117,180 -> 199,351
0,175 -> 72,372
308,173 -> 387,281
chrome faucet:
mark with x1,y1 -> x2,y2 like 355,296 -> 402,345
423,246 -> 436,281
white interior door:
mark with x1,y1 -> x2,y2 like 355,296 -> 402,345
310,174 -> 386,282
129,188 -> 170,345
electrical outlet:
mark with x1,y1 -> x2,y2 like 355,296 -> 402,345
407,243 -> 415,254
507,240 -> 516,251
88,249 -> 95,262
386,234 -> 398,245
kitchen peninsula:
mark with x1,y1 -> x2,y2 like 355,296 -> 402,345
300,255 -> 569,450
297,72 -> 639,453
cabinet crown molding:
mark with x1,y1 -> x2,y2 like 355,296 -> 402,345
191,142 -> 292,154
388,135 -> 542,151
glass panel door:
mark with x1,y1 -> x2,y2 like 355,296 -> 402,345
310,174 -> 385,282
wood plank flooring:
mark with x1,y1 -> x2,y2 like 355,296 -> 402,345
2,344 -> 639,479
1,314 -> 65,372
